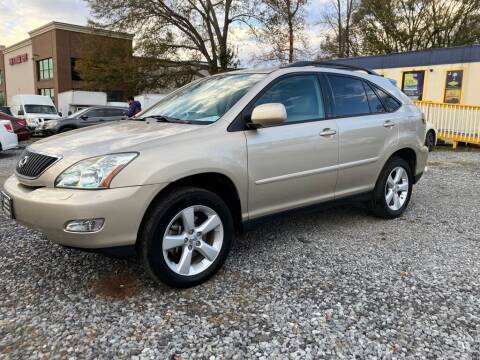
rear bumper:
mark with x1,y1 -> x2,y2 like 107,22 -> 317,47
1,131 -> 18,150
3,175 -> 167,248
415,145 -> 429,182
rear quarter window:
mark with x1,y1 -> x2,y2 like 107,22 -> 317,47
372,85 -> 402,112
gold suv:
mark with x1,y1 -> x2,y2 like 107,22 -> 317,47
2,62 -> 428,287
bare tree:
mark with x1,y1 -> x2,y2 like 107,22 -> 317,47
320,0 -> 361,58
251,0 -> 309,64
86,0 -> 254,73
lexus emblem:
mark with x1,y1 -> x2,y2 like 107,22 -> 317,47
18,156 -> 29,168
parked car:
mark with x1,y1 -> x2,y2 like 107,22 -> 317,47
425,121 -> 437,152
0,112 -> 31,141
40,106 -> 128,134
0,120 -> 18,152
10,95 -> 61,131
2,62 -> 428,288
0,106 -> 13,116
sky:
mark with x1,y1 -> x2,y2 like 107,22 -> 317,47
0,0 -> 327,65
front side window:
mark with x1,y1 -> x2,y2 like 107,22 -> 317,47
142,73 -> 266,124
85,109 -> 105,118
38,58 -> 54,80
253,75 -> 325,123
24,105 -> 57,114
328,75 -> 370,117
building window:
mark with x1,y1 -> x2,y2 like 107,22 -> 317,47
0,92 -> 5,106
401,71 -> 425,101
444,70 -> 463,104
37,58 -> 54,80
71,58 -> 82,81
39,88 -> 55,100
0,69 -> 3,85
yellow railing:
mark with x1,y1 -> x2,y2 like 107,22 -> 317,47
414,100 -> 480,148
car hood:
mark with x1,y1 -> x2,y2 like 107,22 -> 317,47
26,113 -> 61,119
29,120 -> 204,159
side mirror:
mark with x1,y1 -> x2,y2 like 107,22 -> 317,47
250,103 -> 287,128
58,112 -> 63,117
18,110 -> 24,116
80,115 -> 88,120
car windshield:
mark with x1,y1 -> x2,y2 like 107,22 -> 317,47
24,105 -> 57,114
141,73 -> 266,124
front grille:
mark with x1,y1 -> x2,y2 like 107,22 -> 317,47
16,150 -> 59,178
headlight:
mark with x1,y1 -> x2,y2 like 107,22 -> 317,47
45,120 -> 58,129
55,153 -> 138,189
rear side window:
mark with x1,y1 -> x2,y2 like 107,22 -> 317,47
364,83 -> 385,113
374,86 -> 401,112
254,75 -> 325,123
105,108 -> 126,117
86,108 -> 105,118
328,75 -> 370,117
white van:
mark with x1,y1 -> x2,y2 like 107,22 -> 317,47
10,95 -> 61,130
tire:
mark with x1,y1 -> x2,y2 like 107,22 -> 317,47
425,130 -> 436,152
138,187 -> 234,288
370,157 -> 413,219
58,126 -> 76,133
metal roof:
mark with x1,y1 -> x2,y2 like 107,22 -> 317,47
330,45 -> 480,69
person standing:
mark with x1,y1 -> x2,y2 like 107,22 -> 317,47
127,96 -> 142,117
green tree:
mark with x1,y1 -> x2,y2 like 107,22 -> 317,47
355,0 -> 480,55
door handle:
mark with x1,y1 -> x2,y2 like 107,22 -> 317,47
319,128 -> 337,137
383,120 -> 395,128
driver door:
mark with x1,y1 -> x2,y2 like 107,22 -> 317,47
80,108 -> 106,127
245,74 -> 339,219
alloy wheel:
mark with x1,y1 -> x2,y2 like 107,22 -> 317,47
162,205 -> 224,276
385,166 -> 409,211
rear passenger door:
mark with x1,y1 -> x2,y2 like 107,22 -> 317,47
80,108 -> 106,127
326,74 -> 401,198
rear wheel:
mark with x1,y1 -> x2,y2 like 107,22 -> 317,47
425,130 -> 436,152
370,157 -> 413,219
138,187 -> 233,288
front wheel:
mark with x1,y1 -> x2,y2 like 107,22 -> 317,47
370,157 -> 413,219
138,187 -> 233,288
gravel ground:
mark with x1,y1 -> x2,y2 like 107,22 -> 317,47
1,141 -> 479,359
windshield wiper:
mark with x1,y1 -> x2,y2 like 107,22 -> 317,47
137,115 -> 192,124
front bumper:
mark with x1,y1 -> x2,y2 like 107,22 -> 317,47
3,175 -> 166,248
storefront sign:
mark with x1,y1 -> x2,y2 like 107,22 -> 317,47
444,70 -> 463,104
9,53 -> 28,66
402,71 -> 425,100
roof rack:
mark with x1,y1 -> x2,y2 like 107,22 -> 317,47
283,61 -> 380,76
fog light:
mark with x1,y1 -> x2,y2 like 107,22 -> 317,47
64,218 -> 105,233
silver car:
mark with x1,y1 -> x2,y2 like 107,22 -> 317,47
2,62 -> 428,287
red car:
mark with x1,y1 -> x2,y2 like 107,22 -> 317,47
0,111 -> 31,141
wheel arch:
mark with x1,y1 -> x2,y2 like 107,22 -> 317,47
137,172 -> 243,246
385,147 -> 417,181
